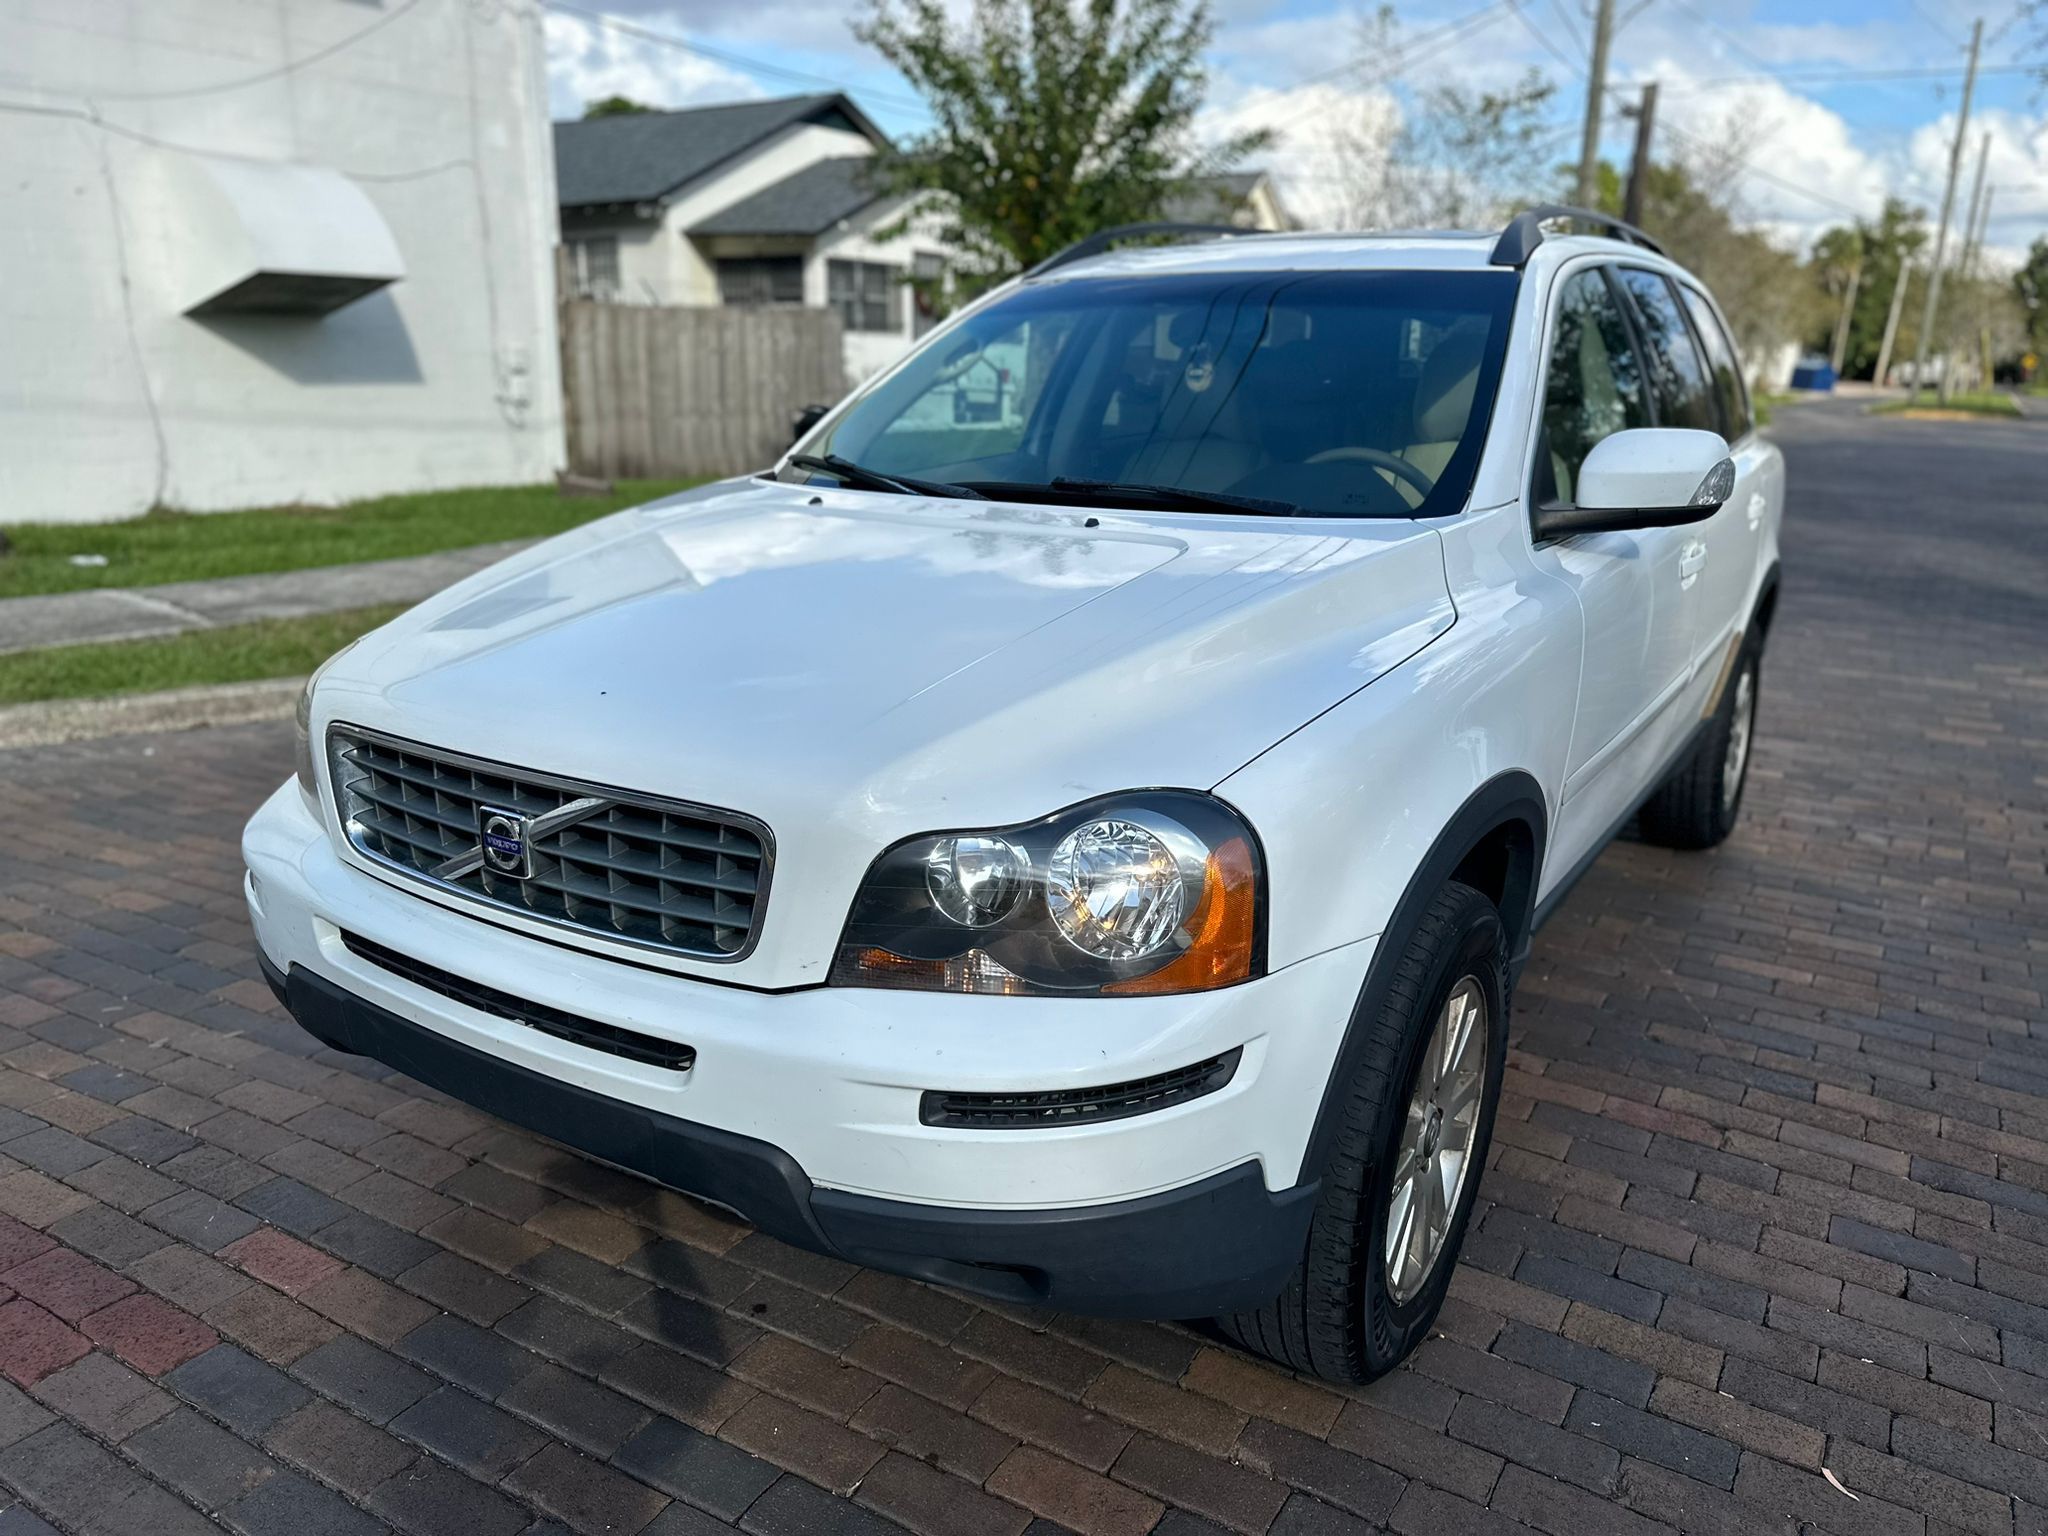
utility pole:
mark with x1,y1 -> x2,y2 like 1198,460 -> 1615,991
1942,130 -> 1991,403
1623,82 -> 1659,227
1575,0 -> 1617,208
1829,249 -> 1864,377
1874,258 -> 1913,388
1977,187 -> 1998,391
1908,16 -> 1982,400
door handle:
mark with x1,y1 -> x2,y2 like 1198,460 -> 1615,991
1679,540 -> 1707,589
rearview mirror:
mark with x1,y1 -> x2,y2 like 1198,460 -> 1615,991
791,403 -> 829,444
1535,427 -> 1733,539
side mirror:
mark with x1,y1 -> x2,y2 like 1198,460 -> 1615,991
791,403 -> 829,445
1536,428 -> 1734,539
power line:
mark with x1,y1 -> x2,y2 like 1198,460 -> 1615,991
1653,113 -> 1874,217
1250,0 -> 1521,127
1658,59 -> 2039,90
1902,0 -> 1964,47
541,1 -> 930,117
1663,0 -> 1783,78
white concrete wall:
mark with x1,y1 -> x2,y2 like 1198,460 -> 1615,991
2,0 -> 565,524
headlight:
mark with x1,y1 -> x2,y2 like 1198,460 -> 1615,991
831,792 -> 1263,996
293,639 -> 363,801
293,677 -> 317,799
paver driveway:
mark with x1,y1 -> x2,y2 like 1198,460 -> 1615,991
0,402 -> 2043,1536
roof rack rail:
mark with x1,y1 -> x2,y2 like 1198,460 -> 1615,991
1025,221 -> 1251,279
1490,204 -> 1664,267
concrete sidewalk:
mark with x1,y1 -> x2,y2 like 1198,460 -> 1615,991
0,538 -> 535,656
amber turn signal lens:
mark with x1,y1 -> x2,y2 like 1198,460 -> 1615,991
1102,836 -> 1257,996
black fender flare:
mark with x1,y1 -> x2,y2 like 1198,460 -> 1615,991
1296,769 -> 1547,1187
1752,560 -> 1782,640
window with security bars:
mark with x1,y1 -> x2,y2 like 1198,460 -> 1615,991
569,236 -> 620,300
717,257 -> 804,307
827,259 -> 901,333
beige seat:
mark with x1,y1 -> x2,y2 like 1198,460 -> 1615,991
1386,323 -> 1487,508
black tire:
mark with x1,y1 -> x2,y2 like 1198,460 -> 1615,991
1213,881 -> 1508,1384
1637,643 -> 1760,850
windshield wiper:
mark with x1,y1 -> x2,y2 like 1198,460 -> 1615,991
786,453 -> 985,501
965,477 -> 1296,517
1050,478 -> 1297,516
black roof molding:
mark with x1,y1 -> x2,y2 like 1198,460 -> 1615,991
1025,222 -> 1253,279
1490,204 -> 1664,267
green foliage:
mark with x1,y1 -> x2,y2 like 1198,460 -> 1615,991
1871,391 -> 2021,418
1593,156 -> 1824,384
2016,236 -> 2048,362
584,95 -> 657,119
0,479 -> 702,599
1807,199 -> 1927,381
853,0 -> 1270,283
0,605 -> 408,705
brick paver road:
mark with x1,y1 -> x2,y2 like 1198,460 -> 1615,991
1,403 -> 2043,1536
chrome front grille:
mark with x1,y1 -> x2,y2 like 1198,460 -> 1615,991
328,727 -> 771,960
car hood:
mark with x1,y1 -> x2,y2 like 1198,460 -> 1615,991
314,479 -> 1455,982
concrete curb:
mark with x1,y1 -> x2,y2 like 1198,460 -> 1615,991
0,677 -> 302,750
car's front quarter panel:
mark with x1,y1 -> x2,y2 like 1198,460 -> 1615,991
1216,502 -> 1581,971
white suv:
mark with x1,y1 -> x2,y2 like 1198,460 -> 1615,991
244,208 -> 1782,1384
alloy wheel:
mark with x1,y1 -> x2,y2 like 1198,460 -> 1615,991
1384,976 -> 1487,1305
1722,664 -> 1756,813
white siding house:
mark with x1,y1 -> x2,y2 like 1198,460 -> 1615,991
555,96 -> 951,383
2,0 -> 564,525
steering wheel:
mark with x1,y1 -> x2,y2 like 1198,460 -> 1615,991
1305,446 -> 1437,500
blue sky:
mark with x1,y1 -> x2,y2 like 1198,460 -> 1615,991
542,0 -> 2047,262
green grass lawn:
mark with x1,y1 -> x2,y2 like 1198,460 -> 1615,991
1873,391 -> 2022,419
0,605 -> 406,706
1752,391 -> 1801,428
0,479 -> 704,600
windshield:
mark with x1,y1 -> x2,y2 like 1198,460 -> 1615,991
788,268 -> 1517,519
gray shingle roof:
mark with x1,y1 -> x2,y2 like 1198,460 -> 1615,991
690,157 -> 888,237
553,94 -> 884,209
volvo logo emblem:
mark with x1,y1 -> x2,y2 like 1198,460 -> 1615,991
478,806 -> 533,879
432,794 -> 608,884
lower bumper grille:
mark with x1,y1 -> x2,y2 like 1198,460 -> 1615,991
920,1049 -> 1242,1129
340,931 -> 695,1072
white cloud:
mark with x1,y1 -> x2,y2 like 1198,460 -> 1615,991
543,11 -> 763,120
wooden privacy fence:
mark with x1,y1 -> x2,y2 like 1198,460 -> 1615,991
562,301 -> 846,481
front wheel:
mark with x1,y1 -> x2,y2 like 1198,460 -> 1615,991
1213,881 -> 1507,1384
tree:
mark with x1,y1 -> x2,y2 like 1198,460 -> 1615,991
2017,236 -> 2048,366
853,0 -> 1270,283
1324,11 -> 1559,231
1591,123 -> 1826,386
1806,200 -> 1927,380
584,95 -> 656,119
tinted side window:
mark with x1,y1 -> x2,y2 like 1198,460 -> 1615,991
1541,269 -> 1651,503
1679,286 -> 1750,439
1616,269 -> 1720,434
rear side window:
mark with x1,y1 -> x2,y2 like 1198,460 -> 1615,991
1679,286 -> 1751,439
1615,269 -> 1720,435
1539,269 -> 1651,503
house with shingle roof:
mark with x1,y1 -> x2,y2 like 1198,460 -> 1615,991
554,93 -> 951,381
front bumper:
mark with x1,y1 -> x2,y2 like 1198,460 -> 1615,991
267,958 -> 1314,1314
245,779 -> 1372,1315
